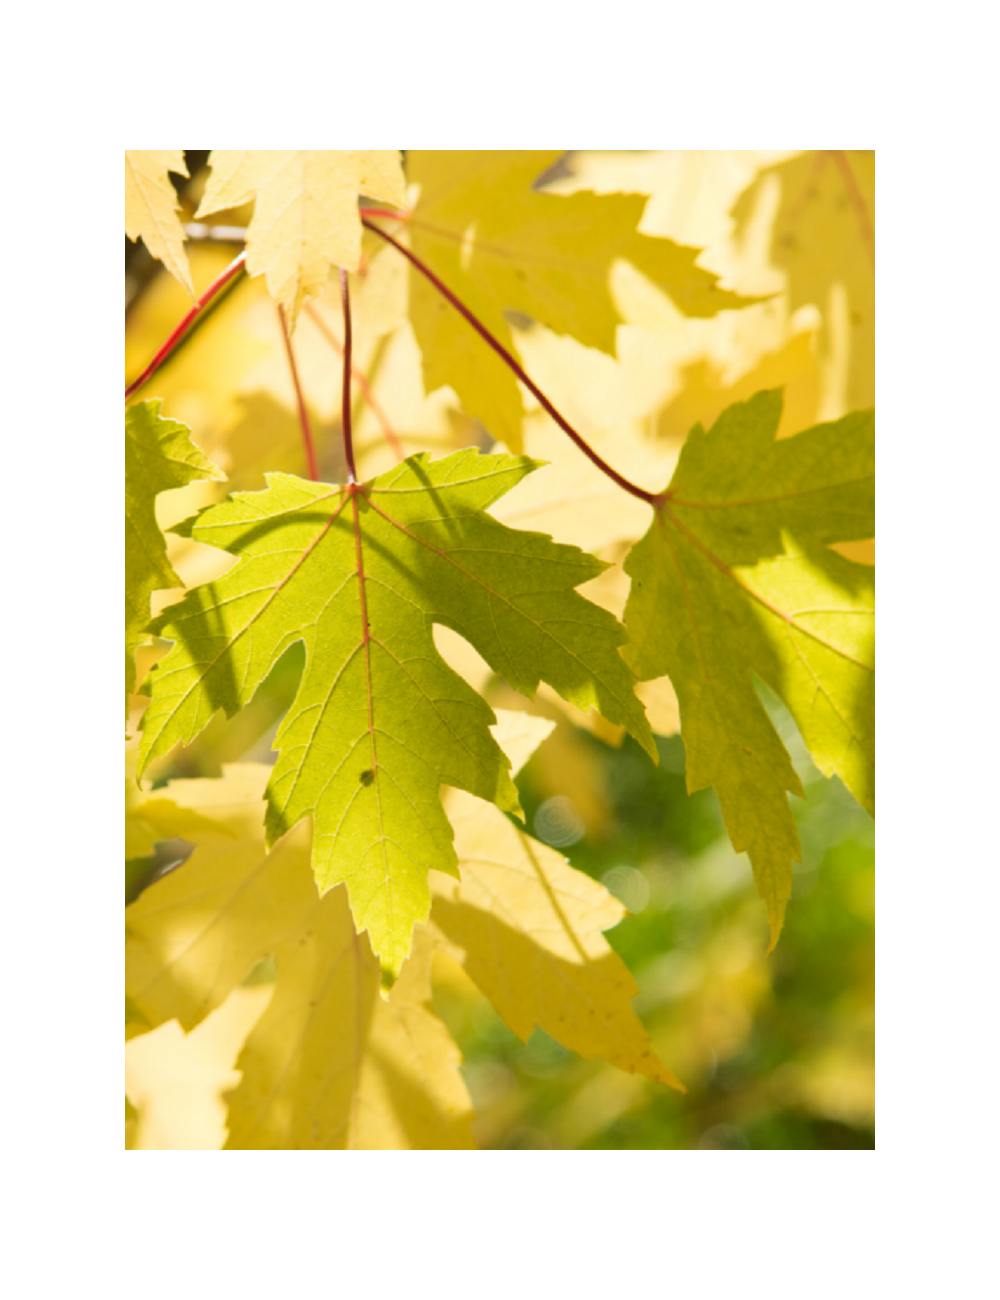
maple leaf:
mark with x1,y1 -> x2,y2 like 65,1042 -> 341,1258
196,150 -> 407,328
126,727 -> 680,1145
227,914 -> 474,1149
622,389 -> 874,945
125,765 -> 317,1035
138,448 -> 654,975
433,712 -> 682,1090
125,989 -> 269,1150
125,150 -> 194,297
125,766 -> 475,1148
732,151 -> 875,411
125,400 -> 223,698
400,150 -> 755,447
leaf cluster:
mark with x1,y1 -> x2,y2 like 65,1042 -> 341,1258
125,150 -> 874,1149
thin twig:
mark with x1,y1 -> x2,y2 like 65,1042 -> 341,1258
277,305 -> 319,481
303,302 -> 406,461
125,252 -> 247,400
358,207 -> 410,223
361,218 -> 664,508
340,270 -> 358,483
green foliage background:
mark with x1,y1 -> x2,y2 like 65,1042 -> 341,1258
445,701 -> 874,1149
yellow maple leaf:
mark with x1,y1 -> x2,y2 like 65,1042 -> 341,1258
226,916 -> 474,1150
401,150 -> 753,449
125,764 -> 474,1148
433,711 -> 683,1090
125,988 -> 270,1150
125,768 -> 317,1034
196,150 -> 407,328
125,150 -> 194,298
732,150 -> 875,412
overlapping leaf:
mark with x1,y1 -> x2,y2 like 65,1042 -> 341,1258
196,150 -> 407,327
732,151 -> 875,410
125,150 -> 194,297
434,713 -> 682,1089
399,151 -> 756,447
125,766 -> 475,1148
138,448 -> 654,975
125,400 -> 223,698
623,389 -> 874,944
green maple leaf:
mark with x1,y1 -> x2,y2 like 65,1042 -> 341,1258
138,448 -> 654,975
125,400 -> 223,699
402,150 -> 757,448
623,390 -> 874,945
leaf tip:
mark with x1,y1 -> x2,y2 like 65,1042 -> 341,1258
765,909 -> 785,956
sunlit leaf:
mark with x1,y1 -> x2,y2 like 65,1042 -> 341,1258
125,150 -> 194,297
125,400 -> 223,698
138,449 -> 654,974
623,390 -> 874,944
197,150 -> 406,327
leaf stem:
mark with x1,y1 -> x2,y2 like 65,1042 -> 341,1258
359,207 -> 410,223
340,269 -> 358,483
277,305 -> 319,481
303,303 -> 406,461
361,218 -> 665,508
124,252 -> 247,400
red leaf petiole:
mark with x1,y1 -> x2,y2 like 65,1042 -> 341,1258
361,217 -> 665,509
125,252 -> 247,400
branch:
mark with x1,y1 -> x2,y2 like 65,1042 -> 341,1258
125,252 -> 247,400
361,218 -> 664,508
340,270 -> 358,483
277,305 -> 319,481
303,303 -> 406,461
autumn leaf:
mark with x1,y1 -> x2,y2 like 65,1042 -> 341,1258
196,150 -> 406,328
227,912 -> 474,1149
433,712 -> 682,1090
126,728 -> 680,1145
732,151 -> 875,411
125,785 -> 232,862
125,766 -> 475,1148
125,988 -> 269,1150
125,400 -> 223,699
138,449 -> 654,975
399,150 -> 756,447
125,766 -> 316,1034
125,150 -> 194,297
623,389 -> 874,945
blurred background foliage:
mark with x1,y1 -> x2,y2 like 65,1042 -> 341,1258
436,701 -> 874,1149
126,150 -> 874,1149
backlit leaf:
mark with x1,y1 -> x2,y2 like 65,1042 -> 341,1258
433,713 -> 681,1089
227,910 -> 474,1149
125,400 -> 223,698
623,389 -> 874,945
125,150 -> 194,297
125,988 -> 270,1150
125,766 -> 474,1148
732,151 -> 875,410
125,766 -> 315,1033
138,449 -> 654,975
196,150 -> 406,328
401,150 -> 756,447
